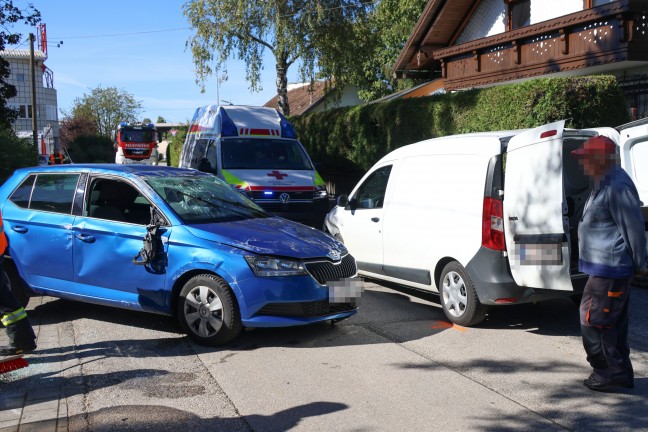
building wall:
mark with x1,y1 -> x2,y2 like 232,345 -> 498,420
3,53 -> 59,154
456,0 -> 583,45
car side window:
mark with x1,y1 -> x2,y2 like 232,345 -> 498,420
87,178 -> 152,225
9,175 -> 36,208
19,174 -> 80,214
352,165 -> 392,209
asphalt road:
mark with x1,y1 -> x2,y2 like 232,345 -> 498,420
4,280 -> 648,431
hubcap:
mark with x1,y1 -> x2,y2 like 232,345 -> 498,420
184,285 -> 224,337
442,271 -> 467,318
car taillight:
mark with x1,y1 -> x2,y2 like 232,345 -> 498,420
482,197 -> 505,251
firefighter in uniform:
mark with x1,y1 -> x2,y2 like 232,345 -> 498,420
0,210 -> 37,355
49,148 -> 64,165
572,136 -> 647,392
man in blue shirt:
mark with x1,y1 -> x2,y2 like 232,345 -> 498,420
572,135 -> 647,392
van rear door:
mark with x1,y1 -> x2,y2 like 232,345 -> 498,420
503,120 -> 573,291
617,119 -> 648,222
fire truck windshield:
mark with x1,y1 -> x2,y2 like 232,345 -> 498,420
120,130 -> 155,143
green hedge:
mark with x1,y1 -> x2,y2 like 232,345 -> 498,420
0,127 -> 38,185
291,75 -> 629,171
166,126 -> 187,167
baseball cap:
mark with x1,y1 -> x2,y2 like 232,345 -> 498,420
571,135 -> 617,158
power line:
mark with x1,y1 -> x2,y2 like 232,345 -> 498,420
50,27 -> 189,40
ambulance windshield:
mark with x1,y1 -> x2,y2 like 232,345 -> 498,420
221,138 -> 313,170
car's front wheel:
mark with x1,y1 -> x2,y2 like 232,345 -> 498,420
439,262 -> 487,326
177,274 -> 242,346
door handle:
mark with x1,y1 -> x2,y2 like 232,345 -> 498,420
12,226 -> 28,234
75,234 -> 96,243
371,217 -> 380,222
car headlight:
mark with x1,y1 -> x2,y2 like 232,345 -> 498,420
244,256 -> 308,277
314,185 -> 328,200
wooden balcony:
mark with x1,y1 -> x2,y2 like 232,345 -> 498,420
433,1 -> 648,90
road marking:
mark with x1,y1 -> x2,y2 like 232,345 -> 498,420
430,321 -> 468,333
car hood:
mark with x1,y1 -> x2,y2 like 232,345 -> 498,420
184,217 -> 346,259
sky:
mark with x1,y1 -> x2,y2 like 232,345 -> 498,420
12,0 -> 298,123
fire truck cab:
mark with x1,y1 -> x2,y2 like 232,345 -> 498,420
114,122 -> 159,165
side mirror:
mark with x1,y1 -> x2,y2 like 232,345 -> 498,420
336,194 -> 349,207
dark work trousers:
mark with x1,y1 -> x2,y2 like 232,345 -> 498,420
579,275 -> 633,383
0,257 -> 36,348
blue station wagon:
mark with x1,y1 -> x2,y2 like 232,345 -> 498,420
0,165 -> 360,345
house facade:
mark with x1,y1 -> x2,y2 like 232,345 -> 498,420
393,0 -> 648,118
0,48 -> 59,153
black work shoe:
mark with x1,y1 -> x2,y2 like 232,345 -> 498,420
0,343 -> 37,356
583,374 -> 633,392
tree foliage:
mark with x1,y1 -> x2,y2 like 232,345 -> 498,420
0,1 -> 40,127
65,134 -> 114,164
59,115 -> 97,148
183,0 -> 374,115
70,86 -> 142,137
349,0 -> 428,101
0,125 -> 37,184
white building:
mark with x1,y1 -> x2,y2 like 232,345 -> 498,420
0,48 -> 59,154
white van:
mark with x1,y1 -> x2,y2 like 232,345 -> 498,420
324,119 -> 648,326
179,105 -> 329,226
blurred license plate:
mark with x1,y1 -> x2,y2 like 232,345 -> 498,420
328,278 -> 363,304
519,243 -> 562,265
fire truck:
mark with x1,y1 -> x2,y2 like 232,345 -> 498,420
114,122 -> 159,165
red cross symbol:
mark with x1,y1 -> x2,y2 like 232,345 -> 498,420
267,171 -> 288,180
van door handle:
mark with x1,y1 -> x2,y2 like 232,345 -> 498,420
371,217 -> 380,222
12,225 -> 28,234
75,234 -> 96,243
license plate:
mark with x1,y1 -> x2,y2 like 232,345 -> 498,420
328,278 -> 364,304
518,243 -> 562,265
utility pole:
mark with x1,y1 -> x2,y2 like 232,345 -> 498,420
29,33 -> 38,153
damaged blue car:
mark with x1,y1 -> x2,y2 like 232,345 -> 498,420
0,165 -> 360,345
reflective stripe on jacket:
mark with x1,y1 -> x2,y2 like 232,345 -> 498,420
1,307 -> 28,326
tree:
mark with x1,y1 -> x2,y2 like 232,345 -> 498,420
70,86 -> 142,137
142,117 -> 152,124
59,115 -> 97,148
60,115 -> 113,163
0,125 -> 37,184
0,1 -> 40,127
156,116 -> 166,123
350,0 -> 428,101
183,0 -> 374,115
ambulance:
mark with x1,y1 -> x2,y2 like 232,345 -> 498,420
179,105 -> 329,227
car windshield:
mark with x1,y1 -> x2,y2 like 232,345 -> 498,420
221,138 -> 313,170
120,130 -> 155,143
146,174 -> 268,224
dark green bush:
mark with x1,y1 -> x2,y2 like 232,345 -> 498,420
66,135 -> 114,163
0,127 -> 38,185
292,75 -> 629,171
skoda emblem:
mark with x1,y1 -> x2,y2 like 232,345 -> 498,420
327,250 -> 341,261
279,193 -> 290,204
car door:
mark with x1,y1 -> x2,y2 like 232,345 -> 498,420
503,120 -> 573,291
3,173 -> 79,290
338,164 -> 393,274
72,176 -> 171,312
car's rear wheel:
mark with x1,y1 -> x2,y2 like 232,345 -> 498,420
177,274 -> 242,346
439,262 -> 487,326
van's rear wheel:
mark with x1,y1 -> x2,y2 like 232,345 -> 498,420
439,262 -> 487,326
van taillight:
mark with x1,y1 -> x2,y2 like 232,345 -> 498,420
482,197 -> 505,251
